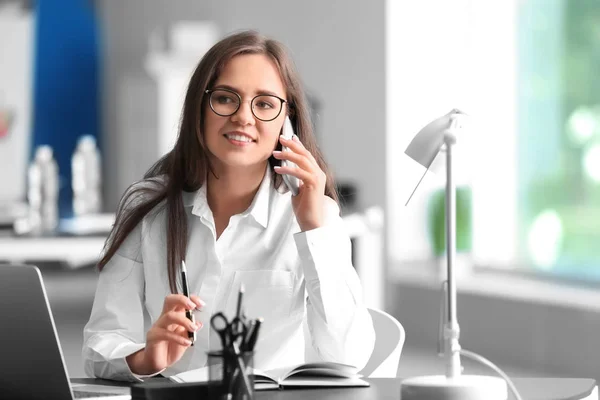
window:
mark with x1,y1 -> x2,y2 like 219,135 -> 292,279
387,0 -> 600,281
516,0 -> 600,279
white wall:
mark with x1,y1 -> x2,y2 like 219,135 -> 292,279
97,0 -> 386,216
0,8 -> 32,206
385,0 -> 477,263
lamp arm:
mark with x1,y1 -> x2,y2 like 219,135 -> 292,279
437,280 -> 448,357
444,131 -> 462,379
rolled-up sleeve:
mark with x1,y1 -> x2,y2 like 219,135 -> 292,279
293,198 -> 375,370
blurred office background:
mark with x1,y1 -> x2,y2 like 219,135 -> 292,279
2,0 -> 600,382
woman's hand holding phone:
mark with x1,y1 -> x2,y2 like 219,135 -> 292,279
273,119 -> 326,232
126,294 -> 204,375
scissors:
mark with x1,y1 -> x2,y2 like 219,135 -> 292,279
210,312 -> 253,399
211,312 -> 248,351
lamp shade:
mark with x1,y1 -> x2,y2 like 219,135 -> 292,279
403,109 -> 468,206
405,109 -> 467,170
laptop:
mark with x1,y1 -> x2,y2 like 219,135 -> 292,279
0,264 -> 131,400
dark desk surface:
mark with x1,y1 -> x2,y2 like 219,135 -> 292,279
72,376 -> 597,400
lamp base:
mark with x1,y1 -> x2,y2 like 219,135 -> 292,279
400,375 -> 508,400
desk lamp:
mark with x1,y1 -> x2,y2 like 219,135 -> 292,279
400,110 -> 521,400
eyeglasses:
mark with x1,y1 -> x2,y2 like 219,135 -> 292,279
205,88 -> 287,122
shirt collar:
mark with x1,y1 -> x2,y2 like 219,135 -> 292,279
189,166 -> 272,228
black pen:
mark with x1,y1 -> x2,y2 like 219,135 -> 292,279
242,319 -> 257,351
181,260 -> 196,345
246,317 -> 263,352
236,284 -> 245,320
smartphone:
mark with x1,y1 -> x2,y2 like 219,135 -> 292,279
280,116 -> 300,196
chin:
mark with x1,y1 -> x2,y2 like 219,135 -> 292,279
219,155 -> 268,170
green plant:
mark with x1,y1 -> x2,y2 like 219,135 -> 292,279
428,186 -> 472,256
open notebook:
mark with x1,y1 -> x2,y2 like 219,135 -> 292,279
169,362 -> 370,390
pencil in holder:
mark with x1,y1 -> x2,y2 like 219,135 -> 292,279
207,350 -> 255,400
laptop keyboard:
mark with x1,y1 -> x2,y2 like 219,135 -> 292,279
73,390 -> 125,398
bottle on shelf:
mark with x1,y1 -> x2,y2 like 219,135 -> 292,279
27,145 -> 59,234
72,135 -> 102,216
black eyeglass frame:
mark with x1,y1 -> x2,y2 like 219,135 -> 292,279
204,88 -> 288,122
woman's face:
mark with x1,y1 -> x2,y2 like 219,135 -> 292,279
202,54 -> 288,173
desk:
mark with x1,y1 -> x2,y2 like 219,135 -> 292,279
0,213 -> 114,268
72,377 -> 598,400
0,234 -> 106,268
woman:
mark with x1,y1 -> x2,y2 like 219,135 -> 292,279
83,30 -> 375,381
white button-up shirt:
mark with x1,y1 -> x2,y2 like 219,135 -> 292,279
82,168 -> 375,381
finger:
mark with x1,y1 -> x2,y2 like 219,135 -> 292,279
275,135 -> 323,173
162,294 -> 196,313
272,150 -> 314,172
166,320 -> 203,334
280,135 -> 319,167
158,310 -> 203,332
173,325 -> 187,334
273,165 -> 317,188
189,295 -> 206,310
148,326 -> 193,347
273,148 -> 327,189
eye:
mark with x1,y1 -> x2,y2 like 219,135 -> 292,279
254,96 -> 277,109
215,95 -> 236,104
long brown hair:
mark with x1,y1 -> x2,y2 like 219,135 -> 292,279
98,30 -> 339,293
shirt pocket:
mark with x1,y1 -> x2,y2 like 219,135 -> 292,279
226,270 -> 294,325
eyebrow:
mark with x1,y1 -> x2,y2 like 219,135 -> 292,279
213,84 -> 284,99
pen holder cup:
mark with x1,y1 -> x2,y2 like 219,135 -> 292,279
207,350 -> 255,400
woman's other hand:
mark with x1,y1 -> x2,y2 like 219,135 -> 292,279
126,294 -> 204,375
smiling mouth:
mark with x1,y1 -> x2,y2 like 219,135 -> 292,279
224,133 -> 255,143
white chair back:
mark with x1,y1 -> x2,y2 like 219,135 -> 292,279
360,308 -> 406,378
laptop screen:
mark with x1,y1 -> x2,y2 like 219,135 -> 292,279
0,264 -> 131,399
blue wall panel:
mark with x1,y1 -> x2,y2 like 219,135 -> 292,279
33,0 -> 101,217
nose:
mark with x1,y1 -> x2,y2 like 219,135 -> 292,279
230,101 -> 255,126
